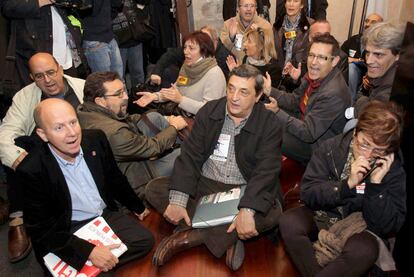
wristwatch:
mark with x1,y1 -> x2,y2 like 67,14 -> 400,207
242,208 -> 256,215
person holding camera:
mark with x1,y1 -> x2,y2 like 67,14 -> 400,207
1,0 -> 89,89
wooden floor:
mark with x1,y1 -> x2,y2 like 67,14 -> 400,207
116,210 -> 300,277
116,158 -> 305,277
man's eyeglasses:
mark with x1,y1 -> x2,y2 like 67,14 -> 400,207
239,4 -> 256,9
103,88 -> 127,98
32,68 -> 58,81
354,133 -> 389,157
307,53 -> 334,63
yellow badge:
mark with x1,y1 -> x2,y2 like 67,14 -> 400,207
284,31 -> 297,39
177,75 -> 188,85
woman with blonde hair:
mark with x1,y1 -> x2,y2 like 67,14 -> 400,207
226,27 -> 282,86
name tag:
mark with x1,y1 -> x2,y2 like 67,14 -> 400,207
356,183 -> 366,194
177,75 -> 188,85
284,31 -> 297,39
209,134 -> 231,162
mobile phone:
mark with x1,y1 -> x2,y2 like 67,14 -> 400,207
362,158 -> 383,180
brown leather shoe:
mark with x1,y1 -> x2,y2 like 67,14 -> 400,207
0,197 -> 9,225
153,229 -> 204,266
8,218 -> 32,263
225,239 -> 245,271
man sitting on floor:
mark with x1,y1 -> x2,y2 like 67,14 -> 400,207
16,99 -> 154,276
146,64 -> 283,271
77,71 -> 187,200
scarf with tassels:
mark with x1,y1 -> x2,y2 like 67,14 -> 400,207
176,57 -> 217,87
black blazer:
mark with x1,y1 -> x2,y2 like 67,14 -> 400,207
16,129 -> 145,270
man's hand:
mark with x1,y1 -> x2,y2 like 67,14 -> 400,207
283,62 -> 301,81
168,115 -> 188,131
160,85 -> 183,103
228,18 -> 238,39
135,91 -> 158,107
370,153 -> 394,184
88,244 -> 120,272
12,152 -> 28,171
163,204 -> 191,226
264,97 -> 280,113
150,74 -> 162,85
227,209 -> 258,240
362,74 -> 371,90
134,208 -> 150,221
39,0 -> 54,7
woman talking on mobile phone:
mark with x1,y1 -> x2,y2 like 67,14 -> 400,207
279,100 -> 406,277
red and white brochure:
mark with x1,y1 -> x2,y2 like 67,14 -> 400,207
43,216 -> 127,277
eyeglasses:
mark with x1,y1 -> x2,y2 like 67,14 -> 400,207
307,53 -> 334,63
32,68 -> 59,81
103,88 -> 127,98
239,4 -> 256,9
354,133 -> 389,157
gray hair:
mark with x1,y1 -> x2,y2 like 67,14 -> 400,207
362,22 -> 405,55
229,64 -> 264,96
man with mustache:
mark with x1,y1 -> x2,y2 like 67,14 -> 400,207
265,33 -> 351,165
77,72 -> 187,201
0,52 -> 85,262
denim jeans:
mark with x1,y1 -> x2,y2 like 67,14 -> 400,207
120,43 -> 145,89
83,38 -> 124,79
135,111 -> 180,177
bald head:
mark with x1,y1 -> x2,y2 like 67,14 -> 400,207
309,20 -> 331,42
28,53 -> 65,97
364,13 -> 383,30
35,98 -> 82,162
34,98 -> 74,128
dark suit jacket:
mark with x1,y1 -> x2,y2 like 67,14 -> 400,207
16,129 -> 145,270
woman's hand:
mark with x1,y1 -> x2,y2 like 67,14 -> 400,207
226,55 -> 239,72
263,72 -> 272,96
134,91 -> 158,107
370,153 -> 394,184
160,84 -> 183,103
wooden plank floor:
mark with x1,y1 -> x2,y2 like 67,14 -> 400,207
117,158 -> 305,277
116,210 -> 300,277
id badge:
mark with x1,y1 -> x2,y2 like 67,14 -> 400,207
209,134 -> 231,162
284,31 -> 297,39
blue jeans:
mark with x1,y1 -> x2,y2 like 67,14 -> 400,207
83,38 -> 124,79
120,43 -> 145,88
135,112 -> 180,177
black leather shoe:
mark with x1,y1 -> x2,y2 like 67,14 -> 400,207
0,197 -> 9,225
226,239 -> 245,271
8,218 -> 32,263
153,229 -> 204,266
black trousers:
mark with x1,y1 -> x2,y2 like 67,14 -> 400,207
279,206 -> 379,277
44,209 -> 155,277
146,176 -> 282,257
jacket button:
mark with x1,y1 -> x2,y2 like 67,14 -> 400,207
379,194 -> 383,199
333,187 -> 338,191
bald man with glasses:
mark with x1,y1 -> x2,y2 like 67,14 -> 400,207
0,52 -> 85,263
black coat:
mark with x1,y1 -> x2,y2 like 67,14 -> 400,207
170,97 -> 283,214
1,0 -> 89,87
301,130 -> 406,238
16,129 -> 145,270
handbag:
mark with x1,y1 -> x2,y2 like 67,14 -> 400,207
112,3 -> 156,45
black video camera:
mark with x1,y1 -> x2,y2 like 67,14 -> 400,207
54,0 -> 93,10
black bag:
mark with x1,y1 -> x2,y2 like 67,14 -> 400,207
112,3 -> 156,45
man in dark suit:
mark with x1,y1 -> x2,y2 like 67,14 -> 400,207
15,98 -> 154,275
